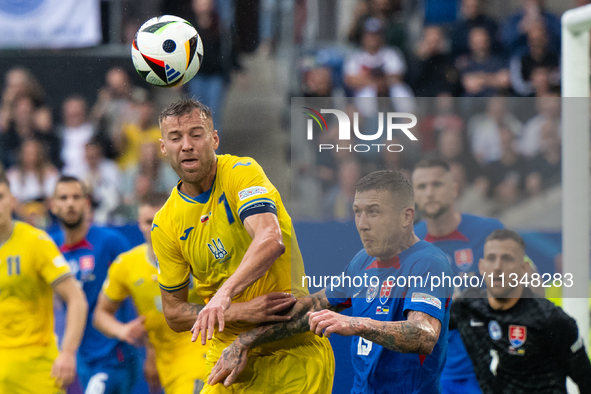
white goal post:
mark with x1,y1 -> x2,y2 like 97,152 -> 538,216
562,4 -> 591,356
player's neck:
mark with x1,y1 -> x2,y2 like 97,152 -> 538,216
180,160 -> 217,197
487,286 -> 524,311
426,209 -> 461,237
0,220 -> 14,246
379,232 -> 420,260
64,221 -> 89,246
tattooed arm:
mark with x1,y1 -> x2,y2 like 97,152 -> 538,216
309,310 -> 441,354
208,289 -> 348,386
160,286 -> 297,333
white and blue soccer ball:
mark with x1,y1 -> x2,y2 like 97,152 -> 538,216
132,15 -> 204,87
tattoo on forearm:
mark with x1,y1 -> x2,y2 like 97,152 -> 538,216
356,311 -> 439,354
238,289 -> 342,349
180,302 -> 205,316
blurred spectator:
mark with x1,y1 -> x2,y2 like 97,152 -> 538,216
114,91 -> 161,170
377,136 -> 413,179
0,67 -> 52,134
409,26 -> 460,97
323,159 -> 362,221
6,138 -> 59,207
0,94 -> 60,169
303,66 -> 334,98
121,142 -> 178,208
519,94 -> 560,157
437,127 -> 481,182
468,97 -> 523,163
525,119 -> 561,196
510,21 -> 559,97
58,95 -> 96,178
259,0 -> 288,55
187,0 -> 241,133
531,68 -> 560,97
448,160 -> 492,216
457,27 -> 510,96
501,0 -> 560,57
348,0 -> 406,52
448,0 -> 499,58
344,17 -> 413,116
416,95 -> 464,152
482,126 -> 528,205
91,67 -> 140,158
81,138 -> 121,224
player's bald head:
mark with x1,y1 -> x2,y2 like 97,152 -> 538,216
159,98 -> 214,133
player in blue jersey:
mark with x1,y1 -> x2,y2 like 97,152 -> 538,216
50,175 -> 139,394
412,158 -> 503,394
208,170 -> 454,394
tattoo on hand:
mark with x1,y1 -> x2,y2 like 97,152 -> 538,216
239,289 -> 340,349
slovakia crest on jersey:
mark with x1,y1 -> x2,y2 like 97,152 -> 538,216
509,325 -> 527,348
80,255 -> 95,271
454,248 -> 473,271
379,279 -> 394,305
366,286 -> 378,303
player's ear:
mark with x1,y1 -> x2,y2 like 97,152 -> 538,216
49,196 -> 57,215
212,130 -> 220,150
402,205 -> 414,227
10,193 -> 16,211
159,139 -> 167,157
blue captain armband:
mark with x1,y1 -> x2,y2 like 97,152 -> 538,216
238,198 -> 277,223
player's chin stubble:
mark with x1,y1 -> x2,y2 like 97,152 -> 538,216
59,213 -> 84,230
419,204 -> 448,220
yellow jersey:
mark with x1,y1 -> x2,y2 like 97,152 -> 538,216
0,221 -> 71,349
102,243 -> 208,388
152,154 -> 308,341
117,123 -> 162,169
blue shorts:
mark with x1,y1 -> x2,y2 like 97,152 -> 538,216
78,361 -> 139,394
441,375 -> 482,394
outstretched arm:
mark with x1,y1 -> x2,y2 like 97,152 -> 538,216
93,292 -> 147,347
161,285 -> 297,333
309,309 -> 441,354
52,276 -> 88,389
208,289 -> 347,386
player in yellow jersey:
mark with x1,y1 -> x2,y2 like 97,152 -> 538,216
152,98 -> 334,393
0,171 -> 88,393
94,192 -> 209,394
95,192 -> 300,393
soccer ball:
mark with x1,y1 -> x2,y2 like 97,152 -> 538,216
132,15 -> 203,87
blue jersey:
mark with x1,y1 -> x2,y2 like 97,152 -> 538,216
51,226 -> 137,368
414,214 -> 503,383
327,241 -> 454,394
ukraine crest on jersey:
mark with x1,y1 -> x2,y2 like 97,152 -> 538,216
152,154 -> 307,339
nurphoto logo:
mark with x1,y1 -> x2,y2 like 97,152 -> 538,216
303,107 -> 418,153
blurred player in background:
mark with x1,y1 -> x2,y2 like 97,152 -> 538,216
0,171 -> 88,393
50,176 -> 139,394
94,191 -> 210,394
152,98 -> 334,393
450,230 -> 591,393
412,159 -> 543,394
412,159 -> 502,394
208,170 -> 454,394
